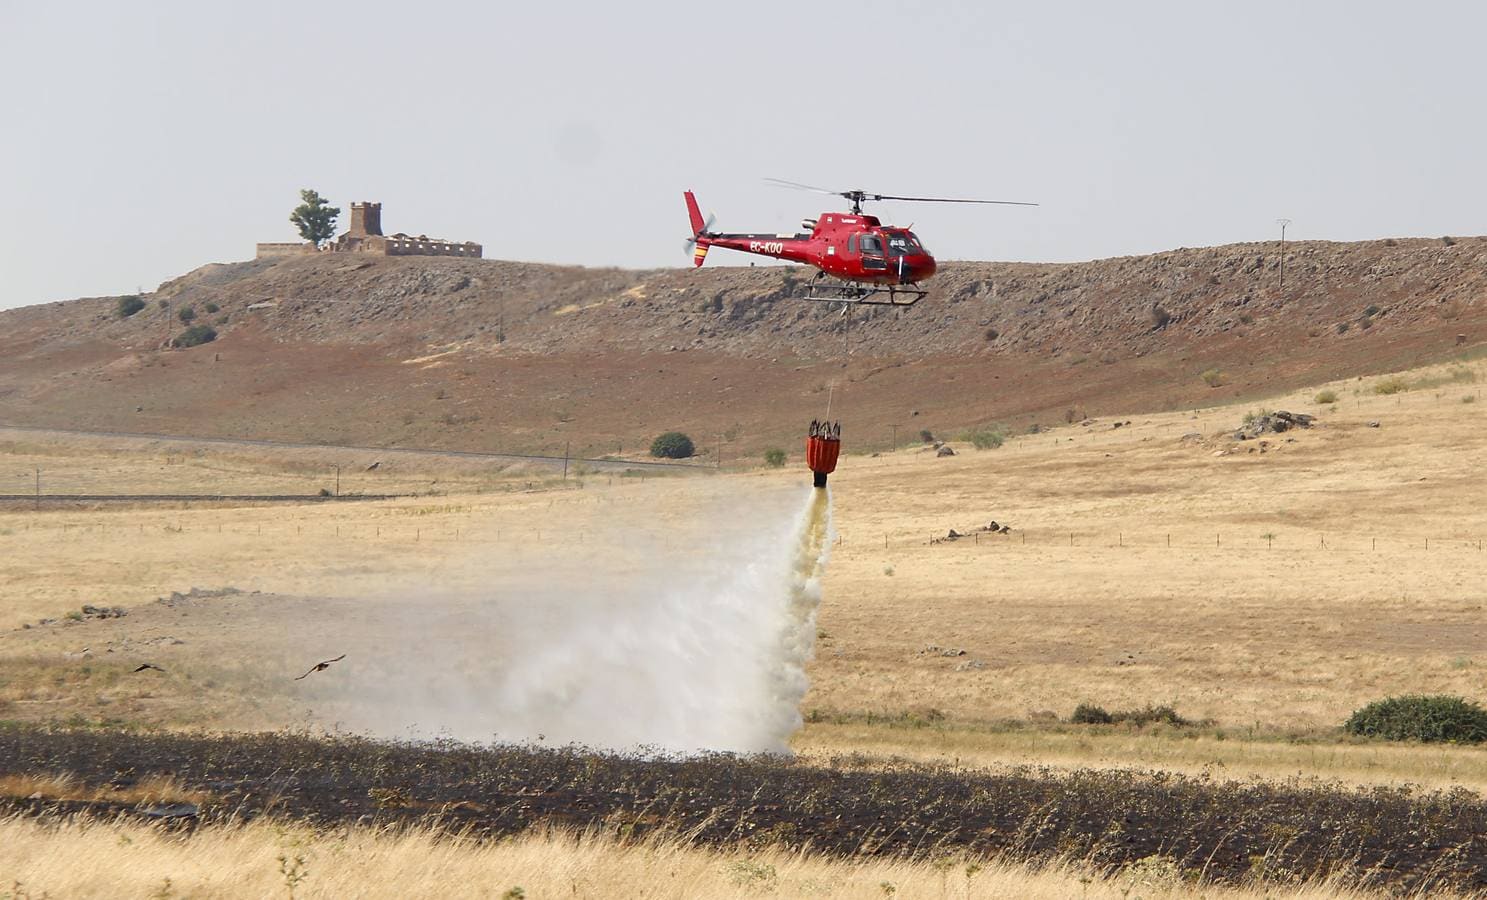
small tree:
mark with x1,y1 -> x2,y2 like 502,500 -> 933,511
650,432 -> 695,459
289,189 -> 341,247
116,296 -> 145,318
763,448 -> 786,468
178,306 -> 196,324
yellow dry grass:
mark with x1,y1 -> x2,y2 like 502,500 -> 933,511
796,721 -> 1487,794
0,813 -> 1441,900
0,772 -> 208,805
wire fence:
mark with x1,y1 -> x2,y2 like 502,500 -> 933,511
3,518 -> 1486,557
901,529 -> 1487,553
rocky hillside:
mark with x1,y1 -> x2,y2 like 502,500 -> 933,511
0,237 -> 1482,458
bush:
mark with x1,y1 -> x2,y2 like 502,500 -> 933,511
965,425 -> 1006,450
1072,703 -> 1190,727
116,295 -> 145,318
763,448 -> 786,468
1373,376 -> 1408,395
649,431 -> 695,459
1200,368 -> 1224,388
172,324 -> 217,348
1344,695 -> 1487,743
1315,390 -> 1338,404
1336,322 -> 1350,334
983,327 -> 999,341
918,429 -> 935,443
178,306 -> 196,323
204,302 -> 220,314
1070,703 -> 1113,724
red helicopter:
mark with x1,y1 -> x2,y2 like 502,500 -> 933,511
684,178 -> 1036,305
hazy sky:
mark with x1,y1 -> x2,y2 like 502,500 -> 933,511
2,1 -> 1483,310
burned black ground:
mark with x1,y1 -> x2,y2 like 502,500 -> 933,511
1,726 -> 1485,891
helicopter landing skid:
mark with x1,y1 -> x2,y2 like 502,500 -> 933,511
800,274 -> 925,306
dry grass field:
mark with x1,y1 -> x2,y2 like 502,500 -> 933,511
2,357 -> 1486,896
0,813 -> 1419,900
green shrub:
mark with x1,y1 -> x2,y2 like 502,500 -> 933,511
965,425 -> 1006,450
1070,703 -> 1113,724
116,295 -> 145,318
203,302 -> 220,314
1344,695 -> 1487,743
919,429 -> 935,443
1315,390 -> 1338,404
763,448 -> 786,468
172,324 -> 217,348
1072,703 -> 1190,727
1200,368 -> 1224,388
178,306 -> 196,324
649,431 -> 695,459
1373,376 -> 1408,395
1117,705 -> 1190,727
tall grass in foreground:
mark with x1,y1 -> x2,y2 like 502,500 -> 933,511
0,815 -> 1450,900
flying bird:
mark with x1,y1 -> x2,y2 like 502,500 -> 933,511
132,663 -> 165,674
295,654 -> 346,680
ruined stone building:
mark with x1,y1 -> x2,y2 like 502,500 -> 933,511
256,201 -> 482,259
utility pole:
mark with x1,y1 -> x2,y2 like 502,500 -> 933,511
333,464 -> 341,497
716,433 -> 723,469
1276,218 -> 1292,295
891,424 -> 898,451
34,467 -> 40,510
563,441 -> 570,480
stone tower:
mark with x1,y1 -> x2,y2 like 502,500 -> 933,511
349,202 -> 383,237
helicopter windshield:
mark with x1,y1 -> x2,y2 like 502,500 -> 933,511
885,231 -> 926,257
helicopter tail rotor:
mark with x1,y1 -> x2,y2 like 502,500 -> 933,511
683,190 -> 717,267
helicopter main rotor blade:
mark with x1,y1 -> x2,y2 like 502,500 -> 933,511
871,194 -> 1039,207
762,177 -> 840,196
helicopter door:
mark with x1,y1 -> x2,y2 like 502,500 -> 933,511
859,233 -> 887,271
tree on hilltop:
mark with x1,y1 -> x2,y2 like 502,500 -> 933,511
289,189 -> 340,247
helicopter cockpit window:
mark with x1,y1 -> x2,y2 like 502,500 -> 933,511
886,231 -> 924,257
859,234 -> 883,256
